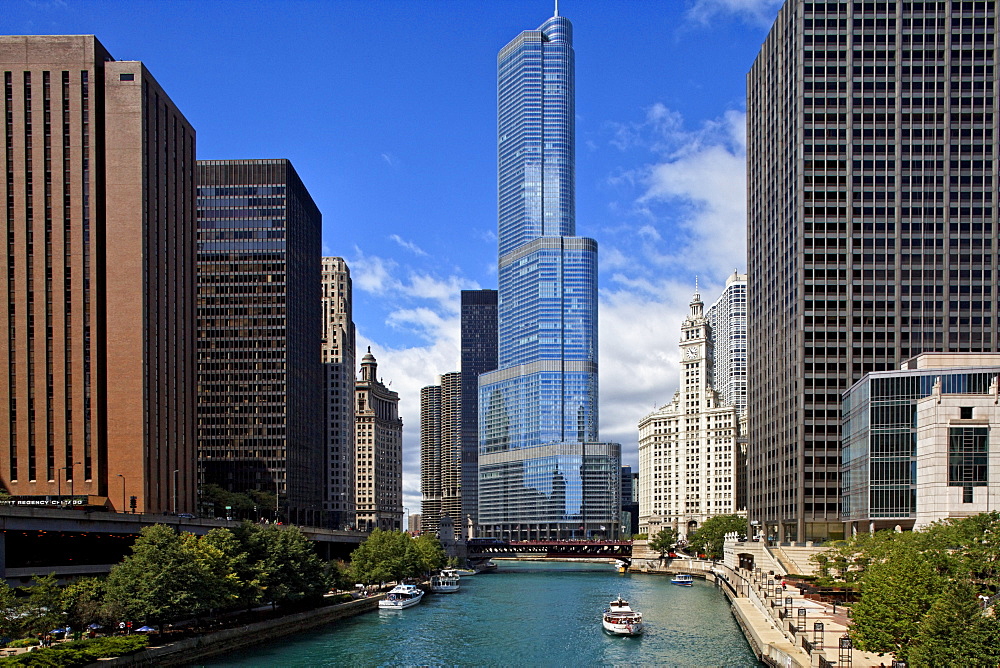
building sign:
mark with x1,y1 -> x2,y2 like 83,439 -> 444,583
0,496 -> 87,506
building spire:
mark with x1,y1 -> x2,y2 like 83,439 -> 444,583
554,0 -> 559,16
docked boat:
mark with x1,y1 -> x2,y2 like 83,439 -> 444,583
475,560 -> 498,574
378,583 -> 425,609
429,569 -> 461,593
671,573 -> 694,586
602,596 -> 644,636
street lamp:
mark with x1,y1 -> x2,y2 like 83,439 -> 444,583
117,474 -> 126,514
172,469 -> 179,515
60,462 -> 81,509
68,461 -> 81,507
274,477 -> 280,521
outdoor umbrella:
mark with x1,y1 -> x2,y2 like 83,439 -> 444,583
135,626 -> 156,633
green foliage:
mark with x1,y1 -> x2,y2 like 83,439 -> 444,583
324,561 -> 354,592
686,515 -> 745,560
0,581 -> 22,640
631,533 -> 647,541
647,528 -> 678,556
348,529 -> 422,584
5,639 -> 39,649
0,635 -> 148,667
818,513 -> 1000,665
105,525 -> 221,623
60,578 -> 106,631
230,522 -> 327,606
19,574 -> 65,637
850,536 -> 944,661
411,534 -> 447,574
908,580 -> 1000,667
199,484 -> 275,521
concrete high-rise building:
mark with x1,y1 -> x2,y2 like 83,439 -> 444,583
420,372 -> 462,538
706,272 -> 748,417
355,348 -> 403,531
322,257 -> 356,529
460,289 -> 498,527
748,0 -> 1000,543
638,288 -> 743,541
0,35 -> 196,514
478,10 -> 621,540
196,159 -> 323,524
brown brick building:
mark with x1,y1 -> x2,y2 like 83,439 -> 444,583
1,35 -> 197,514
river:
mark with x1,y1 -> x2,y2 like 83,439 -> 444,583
201,560 -> 764,667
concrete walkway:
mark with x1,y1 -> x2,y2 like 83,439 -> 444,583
733,571 -> 896,667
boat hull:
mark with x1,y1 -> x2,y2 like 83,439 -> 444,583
429,584 -> 460,593
602,619 -> 644,636
378,584 -> 425,609
378,595 -> 423,609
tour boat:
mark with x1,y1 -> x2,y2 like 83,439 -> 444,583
378,583 -> 425,609
475,560 -> 498,574
429,569 -> 461,593
602,596 -> 644,636
671,573 -> 694,586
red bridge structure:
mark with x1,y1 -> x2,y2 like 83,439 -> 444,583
466,538 -> 632,560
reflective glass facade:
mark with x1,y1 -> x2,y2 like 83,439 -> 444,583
196,160 -> 323,524
460,290 -> 498,525
842,363 -> 1000,527
479,13 -> 619,540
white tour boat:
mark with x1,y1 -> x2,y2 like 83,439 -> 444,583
602,596 -> 644,636
378,583 -> 425,609
429,569 -> 461,593
671,573 -> 694,586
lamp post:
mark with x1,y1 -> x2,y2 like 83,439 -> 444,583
60,462 -> 81,508
274,477 -> 280,522
403,507 -> 409,533
68,461 -> 81,507
117,474 -> 126,514
172,469 -> 179,515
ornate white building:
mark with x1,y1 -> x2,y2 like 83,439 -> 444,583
638,287 -> 744,541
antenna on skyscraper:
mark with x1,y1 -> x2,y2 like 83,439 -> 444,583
554,0 -> 559,17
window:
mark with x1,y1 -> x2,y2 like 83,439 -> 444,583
119,73 -> 135,81
949,427 -> 988,487
960,406 -> 973,419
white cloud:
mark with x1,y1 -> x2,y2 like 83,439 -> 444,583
349,247 -> 400,295
685,0 -> 783,26
388,234 -> 428,257
593,106 -> 748,467
356,321 -> 461,523
380,152 -> 400,167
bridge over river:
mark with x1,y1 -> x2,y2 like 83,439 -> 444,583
466,539 -> 632,561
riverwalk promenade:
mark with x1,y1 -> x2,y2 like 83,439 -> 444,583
629,539 -> 893,667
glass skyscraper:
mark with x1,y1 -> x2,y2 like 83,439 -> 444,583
478,11 -> 620,540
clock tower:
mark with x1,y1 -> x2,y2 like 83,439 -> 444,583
680,283 -> 715,412
637,279 -> 743,541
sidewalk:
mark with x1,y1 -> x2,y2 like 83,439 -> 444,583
755,576 -> 895,667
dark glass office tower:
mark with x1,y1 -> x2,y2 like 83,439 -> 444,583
748,0 -> 1000,543
478,11 -> 621,540
196,159 -> 323,524
460,289 -> 498,527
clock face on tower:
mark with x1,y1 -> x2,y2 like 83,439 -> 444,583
685,347 -> 698,360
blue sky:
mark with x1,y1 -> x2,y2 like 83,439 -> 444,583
7,0 -> 783,514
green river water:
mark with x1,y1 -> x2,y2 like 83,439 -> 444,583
200,560 -> 764,667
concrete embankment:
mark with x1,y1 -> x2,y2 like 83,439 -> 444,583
99,595 -> 383,666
